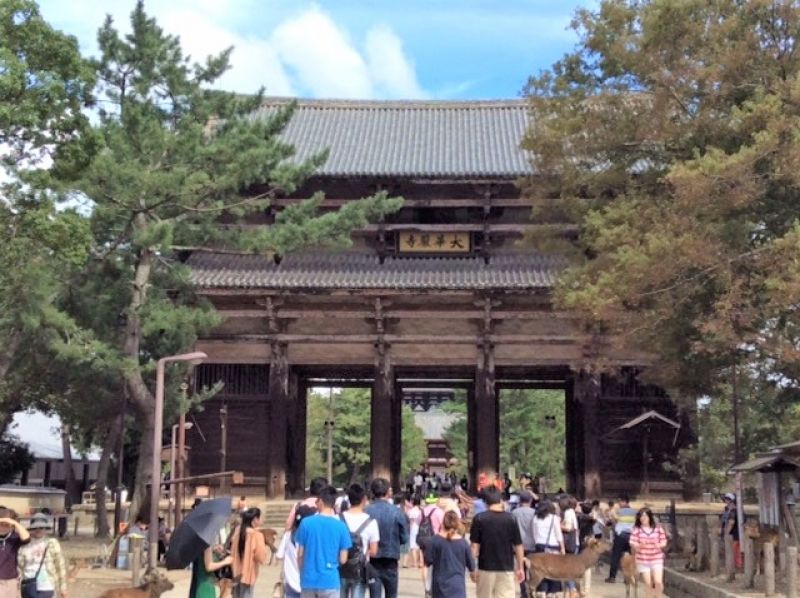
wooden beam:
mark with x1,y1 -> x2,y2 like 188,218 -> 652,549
204,333 -> 582,345
215,309 -> 575,320
272,197 -> 539,208
358,223 -> 578,234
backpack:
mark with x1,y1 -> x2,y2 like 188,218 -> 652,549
416,505 -> 438,549
339,513 -> 373,580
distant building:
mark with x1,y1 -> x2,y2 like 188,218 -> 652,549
403,389 -> 458,474
9,412 -> 100,498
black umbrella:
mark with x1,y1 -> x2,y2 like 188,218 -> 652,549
165,496 -> 233,570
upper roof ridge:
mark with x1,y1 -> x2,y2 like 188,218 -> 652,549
260,96 -> 528,110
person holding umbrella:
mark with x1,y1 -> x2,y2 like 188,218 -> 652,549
190,544 -> 232,598
166,498 -> 252,598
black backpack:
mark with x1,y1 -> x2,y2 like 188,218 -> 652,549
416,506 -> 438,549
339,513 -> 373,580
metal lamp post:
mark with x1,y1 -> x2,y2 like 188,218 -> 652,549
149,351 -> 206,572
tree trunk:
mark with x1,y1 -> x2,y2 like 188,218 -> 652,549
95,412 -> 123,538
61,425 -> 79,508
120,241 -> 158,525
127,407 -> 155,525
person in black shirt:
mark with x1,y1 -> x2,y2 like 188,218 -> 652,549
469,486 -> 524,598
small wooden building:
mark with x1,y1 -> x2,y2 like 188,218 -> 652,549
184,98 -> 692,499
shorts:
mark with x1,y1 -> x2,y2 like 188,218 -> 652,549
636,561 -> 664,574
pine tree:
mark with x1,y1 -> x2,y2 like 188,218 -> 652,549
57,2 -> 401,520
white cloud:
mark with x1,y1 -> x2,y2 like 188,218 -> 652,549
271,6 -> 373,98
160,9 -> 294,96
365,24 -> 427,99
38,1 -> 428,100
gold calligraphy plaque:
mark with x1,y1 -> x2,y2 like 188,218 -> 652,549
397,232 -> 471,254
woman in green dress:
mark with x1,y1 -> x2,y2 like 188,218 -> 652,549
190,545 -> 232,598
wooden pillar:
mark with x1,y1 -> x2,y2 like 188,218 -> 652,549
371,356 -> 399,483
565,381 -> 580,495
470,344 -> 499,484
286,378 -> 308,498
574,371 -> 602,498
765,541 -> 776,596
788,546 -> 797,598
743,533 -> 755,588
467,385 -> 477,491
266,342 -> 290,499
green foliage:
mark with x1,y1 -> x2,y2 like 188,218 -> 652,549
441,390 -> 566,489
0,433 -> 35,484
523,0 -> 800,404
0,0 -> 98,431
500,389 -> 566,489
306,388 -> 427,487
0,0 -> 95,166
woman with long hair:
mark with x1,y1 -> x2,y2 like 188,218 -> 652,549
423,511 -> 476,598
629,508 -> 668,598
230,508 -> 268,598
531,499 -> 564,598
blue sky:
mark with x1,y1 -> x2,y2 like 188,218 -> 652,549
37,0 -> 595,100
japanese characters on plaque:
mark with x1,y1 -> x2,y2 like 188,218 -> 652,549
397,231 -> 471,254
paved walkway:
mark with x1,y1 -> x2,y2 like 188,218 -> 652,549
162,562 -> 640,598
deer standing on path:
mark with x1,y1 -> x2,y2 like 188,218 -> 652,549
526,538 -> 611,598
620,552 -> 638,598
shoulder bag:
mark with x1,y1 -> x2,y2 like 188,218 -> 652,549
20,543 -> 49,598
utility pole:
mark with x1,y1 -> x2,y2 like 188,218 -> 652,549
176,382 -> 189,527
732,364 -> 742,464
325,387 -> 335,483
219,403 -> 228,473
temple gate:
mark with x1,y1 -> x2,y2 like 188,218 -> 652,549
183,99 -> 691,499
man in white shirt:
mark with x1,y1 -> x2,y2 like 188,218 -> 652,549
340,483 -> 380,598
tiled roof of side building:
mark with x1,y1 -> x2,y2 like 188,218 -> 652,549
251,98 -> 534,178
187,251 -> 564,291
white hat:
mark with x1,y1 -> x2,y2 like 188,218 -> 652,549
723,492 -> 736,502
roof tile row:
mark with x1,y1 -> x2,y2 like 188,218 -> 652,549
253,98 -> 534,178
187,251 -> 562,291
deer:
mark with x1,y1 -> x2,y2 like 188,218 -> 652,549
526,538 -> 612,598
259,527 -> 279,565
744,519 -> 780,575
620,552 -> 637,598
97,570 -> 174,598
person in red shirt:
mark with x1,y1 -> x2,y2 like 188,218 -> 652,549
629,507 -> 668,598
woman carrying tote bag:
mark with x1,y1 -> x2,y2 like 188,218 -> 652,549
17,514 -> 67,598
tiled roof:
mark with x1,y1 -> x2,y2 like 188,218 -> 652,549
187,251 -> 562,291
252,98 -> 534,178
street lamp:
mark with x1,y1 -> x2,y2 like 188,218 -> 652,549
149,351 -> 206,572
169,421 -> 193,529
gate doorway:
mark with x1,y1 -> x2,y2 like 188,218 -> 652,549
498,388 -> 566,495
305,386 -> 373,488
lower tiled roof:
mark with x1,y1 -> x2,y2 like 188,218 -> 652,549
187,251 -> 563,291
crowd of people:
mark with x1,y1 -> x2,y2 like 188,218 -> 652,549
0,476 -> 673,598
0,507 -> 68,598
267,474 -> 669,598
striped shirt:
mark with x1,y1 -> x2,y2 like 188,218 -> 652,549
630,525 -> 667,564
